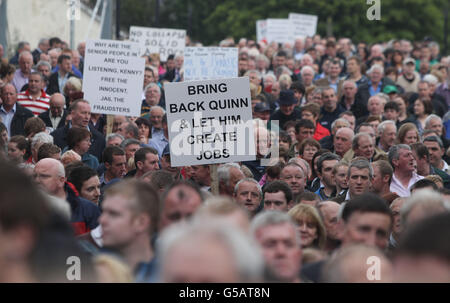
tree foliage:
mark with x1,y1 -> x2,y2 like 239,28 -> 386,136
117,0 -> 448,50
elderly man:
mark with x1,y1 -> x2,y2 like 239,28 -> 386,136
233,178 -> 263,217
0,83 -> 34,137
339,80 -> 359,112
280,162 -> 307,202
34,158 -> 100,235
377,120 -> 397,153
424,114 -> 450,149
389,144 -> 424,197
51,99 -> 105,161
355,95 -> 386,126
32,38 -> 50,64
355,64 -> 395,118
343,132 -> 387,163
317,201 -> 341,252
159,219 -> 264,283
299,66 -> 315,89
251,211 -> 302,283
141,83 -> 162,117
17,72 -> 50,116
333,158 -> 374,203
218,163 -> 245,197
333,127 -> 354,157
12,51 -> 34,92
38,93 -> 67,130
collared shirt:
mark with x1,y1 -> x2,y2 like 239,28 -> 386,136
441,160 -> 450,174
435,81 -> 450,107
148,135 -> 169,158
345,190 -> 351,201
17,89 -> 50,116
390,172 -> 424,197
58,71 -> 70,93
368,80 -> 382,97
0,103 -> 16,137
12,69 -> 34,92
327,77 -> 339,93
50,112 -> 63,130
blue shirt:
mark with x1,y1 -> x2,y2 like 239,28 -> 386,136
0,103 -> 16,137
368,80 -> 382,97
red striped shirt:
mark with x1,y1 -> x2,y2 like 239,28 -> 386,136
17,89 -> 50,116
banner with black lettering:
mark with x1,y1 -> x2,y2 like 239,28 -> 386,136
165,77 -> 256,167
82,39 -> 145,116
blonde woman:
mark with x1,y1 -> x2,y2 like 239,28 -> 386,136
288,204 -> 326,250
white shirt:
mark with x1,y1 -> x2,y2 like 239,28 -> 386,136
441,160 -> 450,174
0,104 -> 16,137
390,172 -> 424,197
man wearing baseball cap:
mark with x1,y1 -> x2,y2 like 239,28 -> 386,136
254,101 -> 271,124
269,90 -> 302,129
396,58 -> 421,93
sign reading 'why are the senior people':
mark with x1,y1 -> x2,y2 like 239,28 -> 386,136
165,77 -> 256,167
129,26 -> 186,61
184,47 -> 238,81
83,39 -> 145,116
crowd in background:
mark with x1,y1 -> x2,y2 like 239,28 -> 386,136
0,32 -> 449,283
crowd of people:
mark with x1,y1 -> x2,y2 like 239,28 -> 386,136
0,33 -> 449,283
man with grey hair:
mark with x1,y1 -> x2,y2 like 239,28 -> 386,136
322,244 -> 393,283
389,144 -> 424,197
333,126 -> 354,158
158,219 -> 264,282
423,114 -> 450,150
141,83 -> 162,116
233,178 -> 263,216
355,64 -> 395,118
333,158 -> 373,203
33,158 -> 100,235
300,65 -> 315,88
319,118 -> 350,151
12,50 -> 34,92
423,135 -> 449,174
218,163 -> 245,197
9,41 -> 31,65
343,132 -> 386,163
377,120 -> 397,153
32,38 -> 50,64
106,133 -> 124,147
400,189 -> 449,229
251,211 -> 302,282
31,131 -> 54,163
317,201 -> 341,252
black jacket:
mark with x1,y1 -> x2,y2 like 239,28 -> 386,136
51,124 -> 106,161
38,109 -> 68,130
10,103 -> 34,137
46,71 -> 77,95
354,77 -> 396,118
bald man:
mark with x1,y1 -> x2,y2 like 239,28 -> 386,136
39,93 -> 68,130
34,158 -> 100,235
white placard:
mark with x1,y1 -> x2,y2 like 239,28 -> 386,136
129,26 -> 186,61
266,19 -> 295,44
256,20 -> 267,42
184,47 -> 238,81
289,13 -> 318,38
82,39 -> 145,116
165,77 -> 256,167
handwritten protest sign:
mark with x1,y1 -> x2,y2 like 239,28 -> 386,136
289,13 -> 318,38
82,39 -> 145,116
266,19 -> 295,44
256,20 -> 267,42
129,26 -> 186,61
184,47 -> 238,81
164,77 -> 256,166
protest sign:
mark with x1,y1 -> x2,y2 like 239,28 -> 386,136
289,13 -> 318,38
184,47 -> 238,81
82,39 -> 145,116
164,77 -> 256,167
265,19 -> 295,44
129,26 -> 186,61
256,20 -> 267,42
